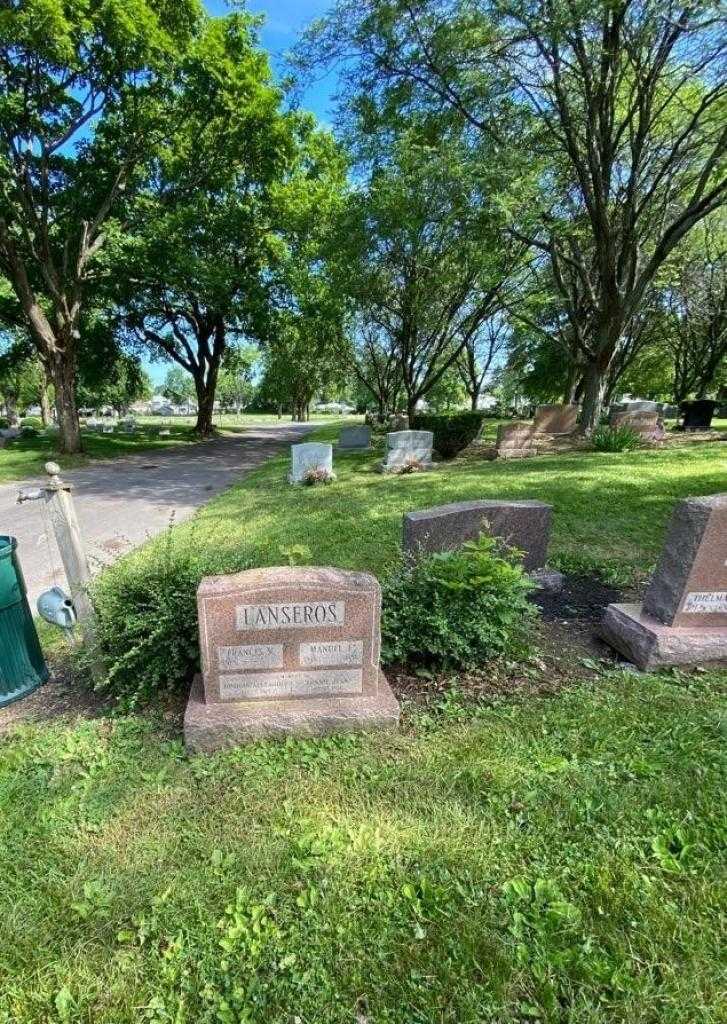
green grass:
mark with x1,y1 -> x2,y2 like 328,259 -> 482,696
0,672 -> 724,1022
116,420 -> 726,586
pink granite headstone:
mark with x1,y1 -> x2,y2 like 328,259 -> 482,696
185,566 -> 399,751
599,494 -> 727,669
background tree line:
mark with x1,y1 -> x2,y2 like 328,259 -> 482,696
1,0 -> 724,449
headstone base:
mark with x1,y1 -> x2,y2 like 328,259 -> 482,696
599,602 -> 727,670
184,671 -> 400,753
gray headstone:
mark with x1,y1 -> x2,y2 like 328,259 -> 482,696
403,499 -> 552,571
339,425 -> 371,450
383,430 -> 434,471
289,442 -> 334,483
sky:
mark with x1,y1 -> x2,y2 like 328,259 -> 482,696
145,0 -> 339,387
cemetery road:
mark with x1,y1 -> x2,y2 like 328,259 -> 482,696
0,423 -> 315,608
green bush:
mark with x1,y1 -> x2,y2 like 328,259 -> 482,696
592,425 -> 641,452
381,534 -> 536,670
412,412 -> 485,458
21,415 -> 43,430
89,530 -> 252,706
0,417 -> 9,429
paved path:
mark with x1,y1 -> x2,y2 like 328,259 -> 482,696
0,422 -> 313,608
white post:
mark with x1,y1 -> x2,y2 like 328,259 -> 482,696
43,462 -> 104,681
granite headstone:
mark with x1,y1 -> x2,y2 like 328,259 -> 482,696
403,499 -> 552,572
289,442 -> 334,483
338,425 -> 371,450
600,493 -> 727,668
382,430 -> 434,472
184,566 -> 400,751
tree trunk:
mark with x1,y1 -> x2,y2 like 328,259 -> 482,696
406,396 -> 417,427
470,389 -> 479,411
52,349 -> 82,454
580,360 -> 608,432
194,373 -> 217,436
39,366 -> 53,427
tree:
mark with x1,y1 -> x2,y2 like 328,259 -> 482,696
216,345 -> 260,413
162,367 -> 196,407
301,0 -> 727,428
0,0 -> 202,451
332,132 -> 525,424
665,232 -> 727,401
0,336 -> 42,422
118,12 -> 295,436
456,314 -> 510,411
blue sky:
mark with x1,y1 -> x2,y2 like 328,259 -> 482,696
146,0 -> 338,386
207,0 -> 338,123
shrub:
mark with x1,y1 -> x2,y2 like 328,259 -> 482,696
381,534 -> 536,670
21,415 -> 43,430
0,417 -> 9,429
412,412 -> 485,458
592,425 -> 641,452
88,528 -> 252,706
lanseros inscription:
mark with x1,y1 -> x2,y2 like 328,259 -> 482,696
236,601 -> 344,630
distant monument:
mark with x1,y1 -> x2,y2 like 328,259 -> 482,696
185,567 -> 400,752
600,494 -> 727,669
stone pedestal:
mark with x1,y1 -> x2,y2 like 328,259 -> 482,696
599,494 -> 727,669
184,566 -> 400,752
185,670 -> 399,752
599,603 -> 727,670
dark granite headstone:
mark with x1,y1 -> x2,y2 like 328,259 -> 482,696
679,400 -> 718,431
402,499 -> 552,571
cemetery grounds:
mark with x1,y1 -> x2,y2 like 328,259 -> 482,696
0,422 -> 725,1023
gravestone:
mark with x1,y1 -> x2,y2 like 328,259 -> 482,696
610,409 -> 662,440
600,493 -> 727,669
338,425 -> 371,450
289,442 -> 334,483
679,399 -> 718,431
403,499 -> 552,572
184,566 -> 400,751
533,404 -> 578,435
381,430 -> 434,472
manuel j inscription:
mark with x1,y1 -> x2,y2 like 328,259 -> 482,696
236,600 -> 345,630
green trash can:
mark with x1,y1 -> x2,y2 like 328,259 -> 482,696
0,536 -> 49,707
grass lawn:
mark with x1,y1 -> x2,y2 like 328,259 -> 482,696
0,673 -> 724,1023
0,423 -> 200,484
116,420 -> 726,586
1,424 -> 726,1022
